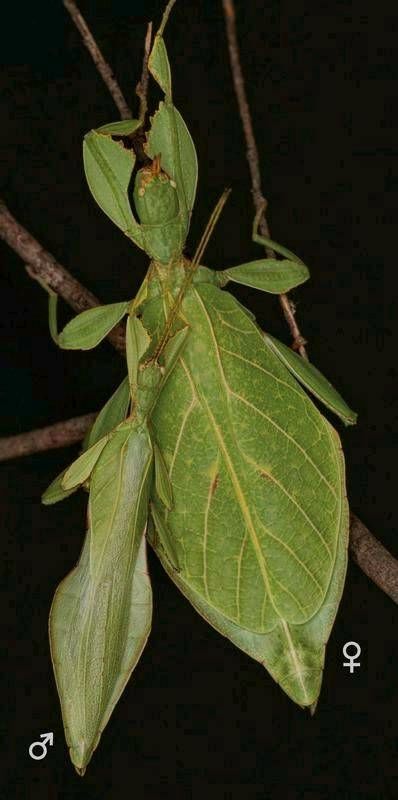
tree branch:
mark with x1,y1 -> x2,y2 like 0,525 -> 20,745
221,0 -> 397,603
63,0 -> 132,120
350,514 -> 398,604
0,199 -> 126,354
221,0 -> 307,358
0,414 -> 96,462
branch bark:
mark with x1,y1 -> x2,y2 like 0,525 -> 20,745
349,514 -> 398,603
221,0 -> 397,603
0,414 -> 96,462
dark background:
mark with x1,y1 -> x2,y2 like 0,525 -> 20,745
1,0 -> 397,797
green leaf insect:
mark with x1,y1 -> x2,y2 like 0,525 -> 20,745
42,0 -> 357,774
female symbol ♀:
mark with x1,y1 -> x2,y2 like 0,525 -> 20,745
343,641 -> 361,673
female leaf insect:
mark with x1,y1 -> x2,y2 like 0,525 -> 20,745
42,1 -> 356,774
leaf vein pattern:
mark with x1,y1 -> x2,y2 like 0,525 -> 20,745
235,532 -> 248,624
191,291 -> 283,614
78,438 -> 128,732
192,289 -> 323,618
230,389 -> 337,498
218,344 -> 312,407
255,512 -> 324,598
242,452 -> 332,558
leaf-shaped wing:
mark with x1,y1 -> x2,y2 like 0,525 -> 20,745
153,455 -> 347,707
49,422 -> 153,774
151,283 -> 347,634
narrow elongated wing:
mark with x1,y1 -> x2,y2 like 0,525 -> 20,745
43,377 -> 131,506
49,422 -> 153,774
151,283 -> 347,634
61,435 -> 109,490
84,376 -> 130,449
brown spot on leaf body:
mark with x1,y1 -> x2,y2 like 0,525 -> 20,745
210,473 -> 219,496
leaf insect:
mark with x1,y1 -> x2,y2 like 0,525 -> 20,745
41,1 -> 356,774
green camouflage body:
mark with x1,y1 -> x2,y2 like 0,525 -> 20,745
133,160 -> 184,264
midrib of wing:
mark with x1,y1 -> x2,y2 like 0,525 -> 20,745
230,388 -> 337,499
89,434 -> 128,578
192,288 -> 334,622
81,431 -> 150,733
280,620 -> 311,705
164,358 -> 198,524
192,289 -> 277,615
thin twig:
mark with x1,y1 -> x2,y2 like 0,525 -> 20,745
0,414 -> 96,462
221,0 -> 397,603
135,22 -> 153,123
63,0 -> 132,120
221,0 -> 307,358
159,0 -> 178,36
0,200 -> 126,354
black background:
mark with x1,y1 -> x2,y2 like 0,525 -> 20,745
2,1 -> 397,797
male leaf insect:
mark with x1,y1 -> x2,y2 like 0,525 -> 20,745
42,1 -> 357,774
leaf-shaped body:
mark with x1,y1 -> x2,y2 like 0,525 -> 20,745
150,282 -> 348,635
153,459 -> 347,705
49,422 -> 153,774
